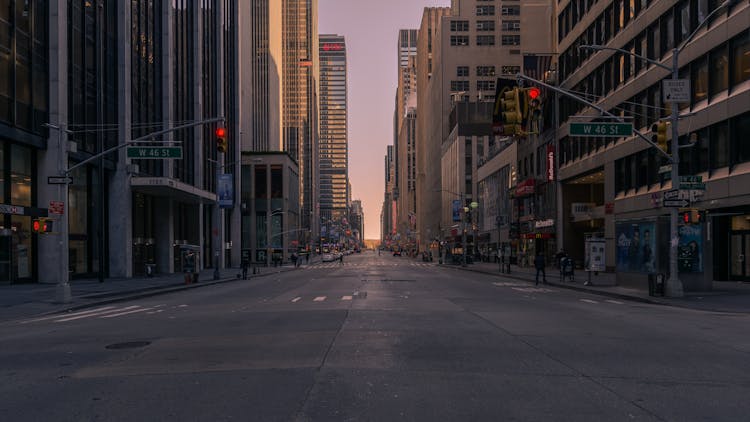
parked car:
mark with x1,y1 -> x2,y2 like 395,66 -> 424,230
322,253 -> 334,262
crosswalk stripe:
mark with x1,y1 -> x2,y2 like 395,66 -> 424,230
54,306 -> 140,322
21,306 -> 117,324
100,307 -> 153,318
580,299 -> 599,304
291,297 -> 301,303
341,295 -> 353,300
605,299 -> 624,305
313,296 -> 326,302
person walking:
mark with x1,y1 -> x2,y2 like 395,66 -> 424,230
339,253 -> 344,266
241,258 -> 249,280
291,253 -> 298,268
534,251 -> 547,285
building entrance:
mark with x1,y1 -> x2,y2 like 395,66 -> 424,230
729,231 -> 750,281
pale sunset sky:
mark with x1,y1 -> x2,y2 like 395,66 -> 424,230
319,0 -> 450,240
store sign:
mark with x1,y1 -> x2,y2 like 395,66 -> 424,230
571,202 -> 595,217
521,233 -> 554,239
534,219 -> 555,229
547,144 -> 555,181
515,178 -> 536,197
322,43 -> 344,51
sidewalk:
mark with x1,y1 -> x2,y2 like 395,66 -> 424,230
0,264 -> 302,322
440,260 -> 750,314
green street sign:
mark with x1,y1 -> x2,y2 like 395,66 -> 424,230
680,176 -> 702,183
679,182 -> 706,190
126,146 -> 183,159
569,122 -> 633,137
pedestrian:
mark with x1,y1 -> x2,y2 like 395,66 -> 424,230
555,249 -> 566,269
241,258 -> 249,280
339,253 -> 344,266
534,251 -> 547,285
291,253 -> 298,268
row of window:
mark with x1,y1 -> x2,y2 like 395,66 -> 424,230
476,5 -> 520,17
611,113 -> 750,194
450,35 -> 520,47
559,30 -> 749,130
450,80 -> 498,92
559,0 -> 651,43
456,65 -> 519,78
451,20 -> 520,32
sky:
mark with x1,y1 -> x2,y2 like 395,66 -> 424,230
319,0 -> 450,240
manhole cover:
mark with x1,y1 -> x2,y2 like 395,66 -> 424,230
105,341 -> 151,350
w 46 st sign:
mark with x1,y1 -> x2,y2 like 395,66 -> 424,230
569,122 -> 632,137
126,146 -> 183,159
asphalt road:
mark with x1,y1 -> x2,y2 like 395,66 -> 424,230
1,250 -> 749,421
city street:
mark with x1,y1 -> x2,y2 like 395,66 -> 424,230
1,251 -> 749,421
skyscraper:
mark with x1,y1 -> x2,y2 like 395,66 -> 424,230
282,0 -> 319,248
318,34 -> 349,224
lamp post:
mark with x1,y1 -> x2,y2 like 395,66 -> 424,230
578,0 -> 737,297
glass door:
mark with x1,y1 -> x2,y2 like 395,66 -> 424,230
729,232 -> 750,281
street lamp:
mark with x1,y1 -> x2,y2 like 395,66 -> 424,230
578,0 -> 738,297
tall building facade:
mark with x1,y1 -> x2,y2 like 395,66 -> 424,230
318,34 -> 349,225
416,1 -> 554,252
11,1 -> 243,287
283,0 -> 319,250
555,0 -> 749,290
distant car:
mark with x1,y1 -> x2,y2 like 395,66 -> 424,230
393,250 -> 402,256
322,253 -> 334,262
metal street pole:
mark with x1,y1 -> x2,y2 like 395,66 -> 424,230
461,200 -> 467,267
213,149 -> 223,280
666,48 -> 683,297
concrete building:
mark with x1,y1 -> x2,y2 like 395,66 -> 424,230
5,1 -> 246,288
416,0 -> 554,254
349,199 -> 364,247
283,0 -> 319,252
381,145 -> 397,246
318,35 -> 349,224
555,0 -> 749,290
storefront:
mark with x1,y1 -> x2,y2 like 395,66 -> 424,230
711,209 -> 750,283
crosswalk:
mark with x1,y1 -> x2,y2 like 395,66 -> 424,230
20,303 -> 182,325
306,262 -> 435,269
288,292 -> 365,303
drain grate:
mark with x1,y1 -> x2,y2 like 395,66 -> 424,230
105,341 -> 151,350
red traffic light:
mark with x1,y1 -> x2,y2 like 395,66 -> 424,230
528,87 -> 541,100
215,127 -> 226,138
683,212 -> 690,224
32,219 -> 41,232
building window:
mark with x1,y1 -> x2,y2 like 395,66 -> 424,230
477,35 -> 495,46
710,44 -> 729,98
450,35 -> 469,46
477,80 -> 495,91
730,30 -> 750,87
476,66 -> 496,77
450,80 -> 470,92
501,65 -> 520,74
501,20 -> 520,31
733,112 -> 750,165
692,56 -> 708,103
476,6 -> 495,16
476,20 -> 495,31
711,121 -> 729,170
501,35 -> 521,46
450,20 -> 469,31
501,5 -> 520,16
457,66 -> 469,77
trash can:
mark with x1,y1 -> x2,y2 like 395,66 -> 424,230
648,273 -> 665,297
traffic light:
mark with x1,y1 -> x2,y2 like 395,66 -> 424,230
499,88 -> 522,136
523,87 -> 542,125
680,209 -> 702,224
32,218 -> 53,234
651,121 -> 668,152
215,127 -> 227,153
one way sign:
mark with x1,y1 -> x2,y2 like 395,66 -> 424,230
664,199 -> 689,208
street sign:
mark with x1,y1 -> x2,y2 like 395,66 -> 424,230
126,146 -> 183,159
49,201 -> 65,215
664,199 -> 689,208
48,176 -> 73,184
663,79 -> 691,103
680,175 -> 702,183
569,122 -> 632,137
0,204 -> 24,215
663,189 -> 680,200
679,182 -> 706,190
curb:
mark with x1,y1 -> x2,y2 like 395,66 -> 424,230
24,267 -> 299,318
442,264 -> 663,305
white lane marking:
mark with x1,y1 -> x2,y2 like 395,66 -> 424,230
313,296 -> 326,302
580,299 -> 599,304
21,306 -> 117,324
178,304 -> 188,308
54,306 -> 139,322
146,309 -> 164,314
605,300 -> 624,305
291,297 -> 302,303
342,295 -> 353,301
100,307 -> 154,318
